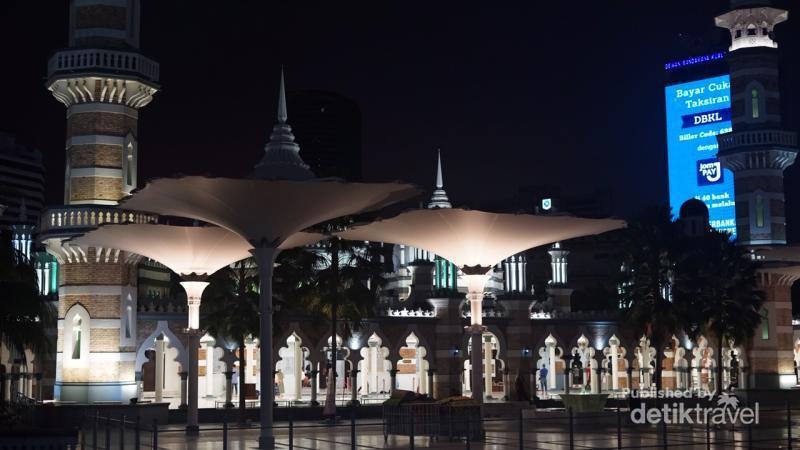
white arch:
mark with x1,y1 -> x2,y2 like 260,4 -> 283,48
135,320 -> 188,372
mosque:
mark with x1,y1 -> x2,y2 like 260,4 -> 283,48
2,0 -> 800,412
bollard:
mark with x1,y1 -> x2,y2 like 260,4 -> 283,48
410,412 -> 415,450
617,405 -> 622,450
152,418 -> 158,450
568,407 -> 574,450
121,414 -> 126,450
93,411 -> 98,450
135,416 -> 141,450
518,408 -> 524,450
105,416 -> 111,450
351,407 -> 356,450
289,412 -> 294,450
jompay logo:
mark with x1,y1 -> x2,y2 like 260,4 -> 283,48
697,158 -> 723,186
631,393 -> 759,425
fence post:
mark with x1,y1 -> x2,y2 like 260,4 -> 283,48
568,407 -> 574,450
93,411 -> 98,450
519,408 -> 524,450
466,416 -> 471,450
105,416 -> 110,450
617,405 -> 622,450
152,418 -> 158,450
135,416 -> 140,450
289,411 -> 294,450
222,412 -> 228,450
409,411 -> 415,450
351,407 -> 356,450
120,415 -> 126,450
788,400 -> 793,450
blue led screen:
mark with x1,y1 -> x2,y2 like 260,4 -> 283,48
664,74 -> 736,237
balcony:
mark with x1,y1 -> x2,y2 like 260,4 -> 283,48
48,48 -> 159,82
718,129 -> 797,152
40,205 -> 157,235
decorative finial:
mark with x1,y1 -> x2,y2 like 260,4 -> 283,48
436,149 -> 444,189
277,66 -> 288,124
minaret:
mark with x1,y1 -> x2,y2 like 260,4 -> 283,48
252,69 -> 316,180
42,0 -> 159,402
715,0 -> 797,389
427,149 -> 452,209
715,1 -> 797,246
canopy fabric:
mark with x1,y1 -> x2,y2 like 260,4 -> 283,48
120,177 -> 420,246
336,208 -> 625,269
70,224 -> 324,276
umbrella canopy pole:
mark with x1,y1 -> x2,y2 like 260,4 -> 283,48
464,273 -> 490,402
180,280 -> 210,435
252,247 -> 279,449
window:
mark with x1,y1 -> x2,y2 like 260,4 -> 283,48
755,194 -> 765,228
735,30 -> 742,38
751,89 -> 760,119
72,316 -> 82,359
761,309 -> 769,340
747,27 -> 757,36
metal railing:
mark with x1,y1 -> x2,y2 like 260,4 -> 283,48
77,400 -> 800,450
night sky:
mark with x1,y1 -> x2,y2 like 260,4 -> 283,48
3,1 -> 799,233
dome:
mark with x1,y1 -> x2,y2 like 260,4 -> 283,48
679,198 -> 709,219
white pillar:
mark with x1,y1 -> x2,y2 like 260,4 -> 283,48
611,342 -> 620,390
155,336 -> 165,403
548,346 -> 557,389
252,247 -> 278,450
483,336 -> 493,399
204,339 -> 215,398
292,340 -> 302,400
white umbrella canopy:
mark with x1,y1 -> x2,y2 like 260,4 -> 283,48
336,208 -> 626,270
119,176 -> 421,245
69,223 -> 324,276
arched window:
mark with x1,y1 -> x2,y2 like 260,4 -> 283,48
760,309 -> 769,340
72,316 -> 82,359
751,89 -> 760,119
755,194 -> 765,228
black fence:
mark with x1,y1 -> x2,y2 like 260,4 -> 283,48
76,402 -> 800,449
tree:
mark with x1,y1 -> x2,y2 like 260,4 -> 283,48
619,208 -> 680,391
674,229 -> 762,394
0,232 -> 55,407
201,258 -> 259,424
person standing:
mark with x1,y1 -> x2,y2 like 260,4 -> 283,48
539,364 -> 549,397
232,366 -> 239,395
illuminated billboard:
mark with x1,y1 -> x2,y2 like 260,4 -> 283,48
664,74 -> 736,237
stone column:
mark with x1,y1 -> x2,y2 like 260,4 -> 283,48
204,340 -> 215,398
389,369 -> 398,394
502,368 -> 510,400
483,335 -> 493,400
563,367 -> 570,394
155,336 -> 165,403
592,365 -> 601,394
186,332 -> 200,435
469,329 -> 483,401
179,371 -> 188,408
427,368 -> 435,398
224,371 -> 234,408
310,369 -> 319,406
251,247 -> 279,450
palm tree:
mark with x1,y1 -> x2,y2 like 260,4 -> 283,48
673,229 -> 762,394
619,208 -> 680,391
201,258 -> 259,424
0,232 -> 55,406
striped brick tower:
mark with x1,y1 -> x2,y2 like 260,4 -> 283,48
715,0 -> 798,389
41,0 -> 159,402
